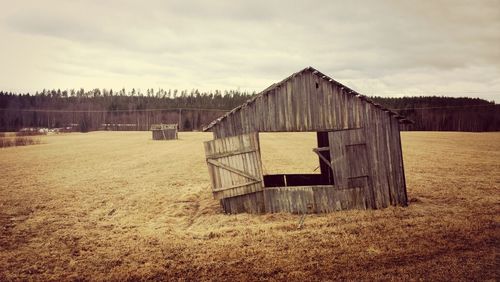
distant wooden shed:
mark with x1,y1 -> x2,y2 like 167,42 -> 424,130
203,67 -> 409,214
151,124 -> 178,140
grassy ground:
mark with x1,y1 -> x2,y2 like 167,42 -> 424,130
0,131 -> 498,281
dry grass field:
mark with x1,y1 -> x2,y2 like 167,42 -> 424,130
0,131 -> 499,281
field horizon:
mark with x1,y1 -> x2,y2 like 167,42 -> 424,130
1,131 -> 499,280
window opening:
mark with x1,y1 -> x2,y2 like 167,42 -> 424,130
259,132 -> 334,187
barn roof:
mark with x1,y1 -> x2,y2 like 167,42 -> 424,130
203,67 -> 411,131
150,123 -> 178,130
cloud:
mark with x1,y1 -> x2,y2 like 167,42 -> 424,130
0,0 -> 499,100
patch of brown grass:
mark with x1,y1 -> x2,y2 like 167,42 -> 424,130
0,135 -> 41,148
0,131 -> 498,280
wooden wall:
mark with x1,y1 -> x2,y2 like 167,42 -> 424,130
210,70 -> 366,139
220,192 -> 265,214
219,185 -> 368,214
216,118 -> 407,214
363,107 -> 407,208
152,129 -> 178,140
264,186 -> 366,214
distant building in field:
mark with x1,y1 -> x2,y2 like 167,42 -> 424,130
203,67 -> 411,214
151,124 -> 178,140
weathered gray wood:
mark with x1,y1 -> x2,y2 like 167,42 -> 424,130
263,186 -> 366,214
207,159 -> 260,182
151,123 -> 178,140
312,147 -> 333,170
220,191 -> 265,214
328,128 -> 375,209
204,133 -> 263,200
212,180 -> 261,192
204,67 -> 408,214
205,148 -> 257,159
152,129 -> 178,140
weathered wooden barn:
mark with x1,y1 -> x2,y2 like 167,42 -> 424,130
203,67 -> 410,214
151,124 -> 178,140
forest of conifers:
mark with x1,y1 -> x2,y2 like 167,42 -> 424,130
0,88 -> 498,132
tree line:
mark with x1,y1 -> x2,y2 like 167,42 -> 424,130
0,88 -> 254,132
0,88 -> 498,132
370,96 -> 499,131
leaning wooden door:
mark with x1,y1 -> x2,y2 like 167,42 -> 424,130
328,128 -> 374,208
204,133 -> 264,200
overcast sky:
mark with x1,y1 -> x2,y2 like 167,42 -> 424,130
1,0 -> 499,100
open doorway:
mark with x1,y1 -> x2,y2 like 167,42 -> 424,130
259,132 -> 334,187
